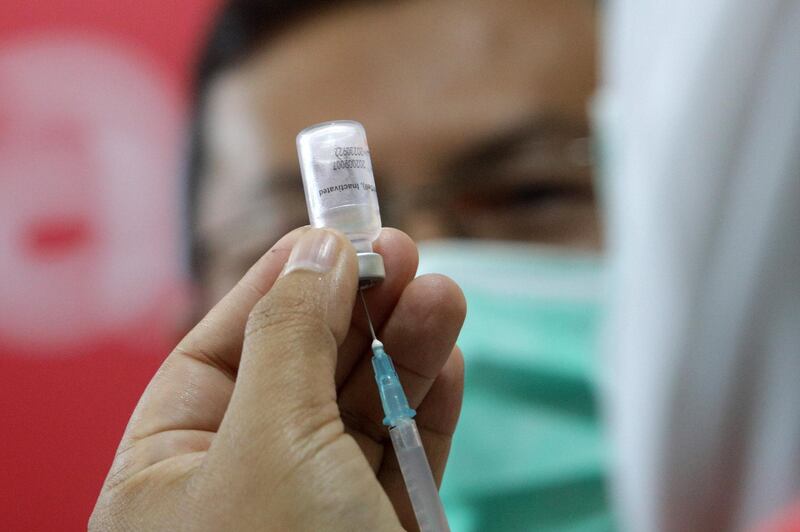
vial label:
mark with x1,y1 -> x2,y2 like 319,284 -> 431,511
311,145 -> 377,210
297,120 -> 383,246
332,146 -> 367,170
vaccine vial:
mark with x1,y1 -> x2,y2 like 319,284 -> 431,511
296,120 -> 385,286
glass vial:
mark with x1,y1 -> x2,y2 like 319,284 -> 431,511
296,120 -> 385,285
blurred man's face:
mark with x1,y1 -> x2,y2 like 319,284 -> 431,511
197,0 -> 597,305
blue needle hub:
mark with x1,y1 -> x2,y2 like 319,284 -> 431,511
370,339 -> 416,426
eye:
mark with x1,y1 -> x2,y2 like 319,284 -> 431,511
454,175 -> 594,212
512,180 -> 594,205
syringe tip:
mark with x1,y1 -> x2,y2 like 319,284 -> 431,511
371,338 -> 384,351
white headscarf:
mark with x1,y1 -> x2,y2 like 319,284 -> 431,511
597,1 -> 800,530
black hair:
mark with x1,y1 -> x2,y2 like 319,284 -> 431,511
185,0 -> 345,279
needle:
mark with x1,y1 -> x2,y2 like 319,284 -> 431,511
359,289 -> 377,341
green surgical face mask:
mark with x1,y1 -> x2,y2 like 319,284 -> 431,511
416,240 -> 614,532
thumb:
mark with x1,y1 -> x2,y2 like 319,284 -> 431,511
211,227 -> 359,481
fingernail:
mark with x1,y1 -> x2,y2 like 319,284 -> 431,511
282,229 -> 340,275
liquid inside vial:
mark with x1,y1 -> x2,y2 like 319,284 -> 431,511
297,120 -> 381,253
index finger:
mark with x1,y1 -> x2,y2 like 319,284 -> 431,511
124,227 -> 308,443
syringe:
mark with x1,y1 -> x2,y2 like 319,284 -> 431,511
295,120 -> 449,530
360,291 -> 451,532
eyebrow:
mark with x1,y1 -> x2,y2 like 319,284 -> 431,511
255,115 -> 589,194
442,115 -> 591,184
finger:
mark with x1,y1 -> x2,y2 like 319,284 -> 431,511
337,274 -> 466,469
335,228 -> 418,387
176,226 -> 311,373
210,228 -> 359,485
378,349 -> 464,531
404,347 -> 465,484
123,227 -> 310,443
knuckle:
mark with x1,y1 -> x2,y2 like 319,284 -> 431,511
247,285 -> 308,327
244,287 -> 333,348
282,399 -> 343,454
89,481 -> 137,532
246,305 -> 318,340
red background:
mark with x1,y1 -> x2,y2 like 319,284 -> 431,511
4,4 -> 800,532
1,1 -> 219,530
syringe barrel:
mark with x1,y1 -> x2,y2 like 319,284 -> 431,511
389,418 -> 451,532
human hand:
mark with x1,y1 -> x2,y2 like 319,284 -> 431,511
90,227 -> 465,531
